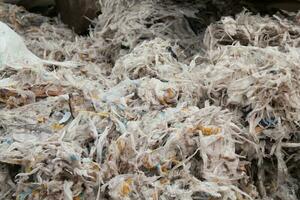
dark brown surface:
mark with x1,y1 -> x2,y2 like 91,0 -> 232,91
3,0 -> 300,34
55,0 -> 100,34
243,0 -> 300,13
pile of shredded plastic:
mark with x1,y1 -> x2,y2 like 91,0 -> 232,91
0,1 -> 300,200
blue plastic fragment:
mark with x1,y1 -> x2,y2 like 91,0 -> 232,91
70,154 -> 79,161
4,138 -> 13,145
259,117 -> 278,128
18,189 -> 32,200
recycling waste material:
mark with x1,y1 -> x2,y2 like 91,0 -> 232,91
0,0 -> 300,199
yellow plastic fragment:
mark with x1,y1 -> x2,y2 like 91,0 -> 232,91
97,112 -> 110,117
73,196 -> 81,200
159,178 -> 169,185
142,156 -> 154,169
166,88 -> 175,97
116,139 -> 126,152
77,110 -> 109,118
255,126 -> 263,134
158,97 -> 167,105
170,158 -> 180,165
164,88 -> 176,103
91,162 -> 101,171
42,183 -> 47,190
181,107 -> 189,112
120,178 -> 133,197
37,116 -> 46,123
51,123 -> 64,131
25,166 -> 32,173
161,164 -> 168,173
198,125 -> 221,136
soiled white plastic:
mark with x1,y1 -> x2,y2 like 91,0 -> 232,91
0,21 -> 42,69
0,21 -> 78,69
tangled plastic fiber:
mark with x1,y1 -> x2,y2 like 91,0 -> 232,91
0,1 -> 300,199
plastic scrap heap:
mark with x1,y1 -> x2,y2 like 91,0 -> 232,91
0,1 -> 300,199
